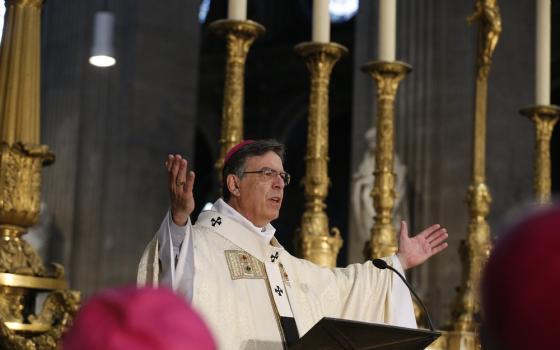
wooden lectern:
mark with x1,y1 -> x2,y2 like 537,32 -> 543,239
290,317 -> 440,350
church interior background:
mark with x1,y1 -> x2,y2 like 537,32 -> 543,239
0,0 -> 559,343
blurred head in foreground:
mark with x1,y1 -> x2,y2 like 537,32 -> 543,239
63,286 -> 215,350
482,205 -> 560,350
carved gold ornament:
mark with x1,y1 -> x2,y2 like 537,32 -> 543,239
295,42 -> 347,267
361,61 -> 411,259
520,105 -> 560,203
443,2 -> 501,349
210,19 -> 265,182
0,0 -> 80,347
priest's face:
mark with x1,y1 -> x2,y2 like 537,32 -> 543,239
229,151 -> 286,227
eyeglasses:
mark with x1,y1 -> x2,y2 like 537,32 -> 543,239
242,167 -> 291,186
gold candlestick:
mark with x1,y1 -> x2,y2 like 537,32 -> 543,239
295,42 -> 346,267
445,1 -> 501,349
0,0 -> 42,144
0,0 -> 79,348
361,61 -> 411,259
209,19 -> 265,180
520,105 -> 560,203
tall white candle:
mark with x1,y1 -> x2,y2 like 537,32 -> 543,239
228,0 -> 247,20
536,0 -> 551,105
378,0 -> 396,61
312,0 -> 330,42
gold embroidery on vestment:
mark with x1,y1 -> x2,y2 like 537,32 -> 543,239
279,263 -> 290,287
225,250 -> 266,280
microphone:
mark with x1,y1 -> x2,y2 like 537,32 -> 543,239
372,258 -> 435,331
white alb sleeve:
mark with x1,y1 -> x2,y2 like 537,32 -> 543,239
389,255 -> 418,328
157,211 -> 191,290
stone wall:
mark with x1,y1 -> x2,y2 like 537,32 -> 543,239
40,0 -> 201,295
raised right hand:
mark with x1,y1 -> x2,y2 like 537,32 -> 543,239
166,154 -> 195,226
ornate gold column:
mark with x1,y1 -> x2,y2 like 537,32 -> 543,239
209,20 -> 265,179
361,61 -> 411,259
520,105 -> 560,203
0,0 -> 42,144
0,0 -> 79,348
444,1 -> 501,349
295,42 -> 346,267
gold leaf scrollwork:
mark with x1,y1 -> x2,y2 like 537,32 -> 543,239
449,183 -> 492,333
0,287 -> 25,323
466,182 -> 491,219
443,3 -> 502,346
0,143 -> 54,229
0,238 -> 47,276
209,20 -> 265,183
295,42 -> 347,267
444,185 -> 493,340
533,115 -> 558,203
0,0 -> 79,347
0,143 -> 54,278
361,61 -> 411,259
520,105 -> 560,203
0,290 -> 80,350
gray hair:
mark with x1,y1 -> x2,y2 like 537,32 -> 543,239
222,139 -> 285,202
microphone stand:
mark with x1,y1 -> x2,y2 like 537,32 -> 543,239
373,258 -> 435,331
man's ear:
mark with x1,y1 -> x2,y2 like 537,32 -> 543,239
226,174 -> 240,197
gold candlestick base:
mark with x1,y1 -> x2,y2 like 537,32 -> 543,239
0,143 -> 80,349
443,163 -> 493,350
0,0 -> 80,347
209,19 -> 265,182
361,61 -> 411,259
520,104 -> 560,203
295,42 -> 347,267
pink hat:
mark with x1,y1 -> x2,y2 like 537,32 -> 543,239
482,205 -> 560,350
223,140 -> 255,165
63,287 -> 216,350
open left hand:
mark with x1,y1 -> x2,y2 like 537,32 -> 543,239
396,221 -> 448,270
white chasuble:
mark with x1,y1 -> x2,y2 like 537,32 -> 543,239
138,209 -> 416,350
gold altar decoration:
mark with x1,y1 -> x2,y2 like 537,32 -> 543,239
0,0 -> 80,348
210,19 -> 265,181
295,42 -> 346,267
361,61 -> 411,259
0,0 -> 42,145
520,105 -> 560,203
444,1 -> 501,349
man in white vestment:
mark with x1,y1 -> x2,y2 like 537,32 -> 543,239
138,139 -> 448,350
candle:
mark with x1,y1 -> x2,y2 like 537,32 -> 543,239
228,0 -> 247,20
378,0 -> 396,61
312,0 -> 330,43
536,0 -> 551,105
